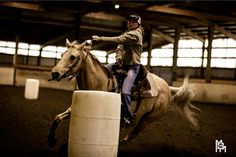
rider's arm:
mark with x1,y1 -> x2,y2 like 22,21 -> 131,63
97,29 -> 141,44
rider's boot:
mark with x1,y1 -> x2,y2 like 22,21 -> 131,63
121,94 -> 134,128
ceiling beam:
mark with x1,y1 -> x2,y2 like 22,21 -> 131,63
40,31 -> 76,49
86,3 -> 206,44
147,5 -> 236,22
80,25 -> 122,33
147,5 -> 236,40
180,27 -> 205,42
71,2 -> 206,26
212,23 -> 236,40
179,2 -> 236,18
152,28 -> 175,43
198,18 -> 236,40
155,23 -> 205,42
0,2 -> 43,11
143,17 -> 206,43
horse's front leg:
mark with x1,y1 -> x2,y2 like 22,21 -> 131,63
48,106 -> 71,147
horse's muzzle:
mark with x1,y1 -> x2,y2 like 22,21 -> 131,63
51,72 -> 61,81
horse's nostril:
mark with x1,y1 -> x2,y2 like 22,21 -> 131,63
52,72 -> 60,80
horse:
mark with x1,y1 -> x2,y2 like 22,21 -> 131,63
48,39 -> 200,146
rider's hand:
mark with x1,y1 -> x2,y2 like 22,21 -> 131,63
92,35 -> 100,41
115,58 -> 123,67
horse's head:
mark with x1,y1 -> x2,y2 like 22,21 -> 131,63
51,39 -> 92,81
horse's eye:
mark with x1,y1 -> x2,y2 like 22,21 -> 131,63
61,52 -> 65,57
70,55 -> 76,60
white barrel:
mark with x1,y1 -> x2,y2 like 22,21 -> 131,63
24,79 -> 39,100
68,90 -> 121,157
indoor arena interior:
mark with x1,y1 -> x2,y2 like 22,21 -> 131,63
0,1 -> 235,157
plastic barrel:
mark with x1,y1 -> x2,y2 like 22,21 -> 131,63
24,79 -> 39,100
68,90 -> 121,157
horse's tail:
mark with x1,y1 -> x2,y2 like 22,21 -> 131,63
169,75 -> 200,128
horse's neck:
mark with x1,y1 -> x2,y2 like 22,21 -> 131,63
76,55 -> 114,91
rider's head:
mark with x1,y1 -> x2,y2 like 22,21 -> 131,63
127,14 -> 141,30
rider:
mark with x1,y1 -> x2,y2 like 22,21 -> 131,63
92,14 -> 144,126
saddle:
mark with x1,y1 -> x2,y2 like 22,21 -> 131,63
111,64 -> 158,99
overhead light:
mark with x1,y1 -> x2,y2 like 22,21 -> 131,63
114,4 -> 119,9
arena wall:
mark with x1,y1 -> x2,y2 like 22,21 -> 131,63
173,81 -> 236,105
0,67 -> 235,104
0,67 -> 76,91
0,67 -> 14,85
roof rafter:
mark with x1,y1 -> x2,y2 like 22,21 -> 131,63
147,5 -> 236,22
0,2 -> 43,11
153,28 -> 175,43
180,26 -> 205,42
147,5 -> 236,40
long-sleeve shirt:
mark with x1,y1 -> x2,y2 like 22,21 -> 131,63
98,27 -> 143,65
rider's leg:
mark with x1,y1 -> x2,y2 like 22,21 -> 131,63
121,93 -> 132,121
121,64 -> 140,125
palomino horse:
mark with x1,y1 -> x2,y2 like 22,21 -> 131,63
48,39 -> 200,146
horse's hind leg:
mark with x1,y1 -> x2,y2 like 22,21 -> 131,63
48,106 -> 71,146
120,107 -> 147,144
121,111 -> 163,144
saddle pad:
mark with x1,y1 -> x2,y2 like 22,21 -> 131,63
141,72 -> 158,98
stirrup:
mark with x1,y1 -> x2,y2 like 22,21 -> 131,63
123,117 -> 131,125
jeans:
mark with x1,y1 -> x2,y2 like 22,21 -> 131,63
105,63 -> 140,118
122,64 -> 140,95
121,64 -> 140,118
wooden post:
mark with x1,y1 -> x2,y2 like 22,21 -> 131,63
205,24 -> 214,83
235,67 -> 236,80
37,48 -> 42,66
75,16 -> 81,40
13,35 -> 19,86
146,28 -> 153,71
13,11 -> 21,86
172,26 -> 180,81
235,64 -> 236,80
201,40 -> 205,78
105,53 -> 109,64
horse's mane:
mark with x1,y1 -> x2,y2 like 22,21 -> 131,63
88,52 -> 113,78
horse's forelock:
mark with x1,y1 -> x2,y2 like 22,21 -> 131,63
67,41 -> 81,50
71,40 -> 78,46
67,40 -> 89,50
65,41 -> 89,59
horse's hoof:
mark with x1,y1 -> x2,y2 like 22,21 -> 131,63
119,139 -> 128,145
48,135 -> 57,147
120,124 -> 127,131
120,118 -> 131,130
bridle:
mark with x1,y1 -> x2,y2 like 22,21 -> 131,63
64,49 -> 90,81
64,58 -> 79,81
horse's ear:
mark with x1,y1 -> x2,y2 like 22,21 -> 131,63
84,40 -> 92,53
83,40 -> 92,52
66,39 -> 72,48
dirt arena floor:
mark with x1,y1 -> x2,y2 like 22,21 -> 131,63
0,85 -> 236,157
